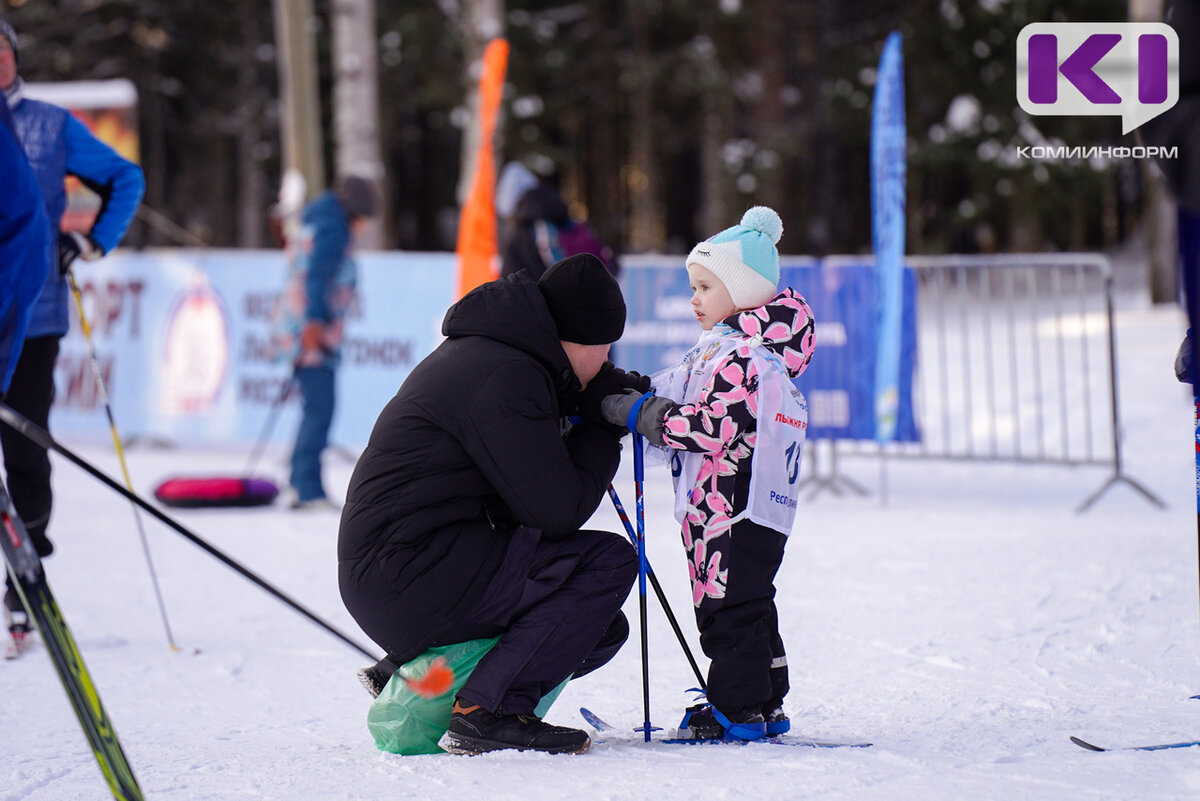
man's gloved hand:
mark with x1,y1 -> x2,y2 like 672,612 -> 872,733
601,388 -> 676,443
576,362 -> 651,435
57,231 -> 101,276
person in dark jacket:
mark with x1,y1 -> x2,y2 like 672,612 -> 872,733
339,253 -> 646,755
499,180 -> 572,280
2,18 -> 145,640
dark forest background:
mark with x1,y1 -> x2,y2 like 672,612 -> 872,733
2,0 -> 1159,266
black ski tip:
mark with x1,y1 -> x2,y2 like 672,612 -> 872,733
1070,736 -> 1107,752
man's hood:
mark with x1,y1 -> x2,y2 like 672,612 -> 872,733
442,271 -> 579,395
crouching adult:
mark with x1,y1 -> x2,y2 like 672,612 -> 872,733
338,254 -> 646,755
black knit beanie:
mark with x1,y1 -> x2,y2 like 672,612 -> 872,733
537,253 -> 626,345
335,175 -> 378,220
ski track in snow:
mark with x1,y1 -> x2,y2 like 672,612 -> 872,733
4,304 -> 1200,799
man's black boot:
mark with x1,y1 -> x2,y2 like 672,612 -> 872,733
439,699 -> 591,755
356,665 -> 389,698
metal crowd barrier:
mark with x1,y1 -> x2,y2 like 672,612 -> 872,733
808,253 -> 1164,512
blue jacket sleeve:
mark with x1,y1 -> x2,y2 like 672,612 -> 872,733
63,115 -> 145,254
303,199 -> 350,322
0,109 -> 52,393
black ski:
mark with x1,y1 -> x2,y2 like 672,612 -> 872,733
1071,735 -> 1200,752
1,485 -> 144,800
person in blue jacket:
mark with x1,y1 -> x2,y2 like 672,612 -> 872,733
2,18 -> 145,638
273,175 -> 378,509
0,98 -> 51,400
0,94 -> 51,656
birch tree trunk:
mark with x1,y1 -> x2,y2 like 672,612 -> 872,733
1130,0 -> 1177,303
626,0 -> 662,251
272,0 -> 325,203
457,0 -> 505,207
332,0 -> 386,248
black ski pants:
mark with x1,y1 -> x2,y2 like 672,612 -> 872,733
3,335 -> 59,613
374,526 -> 638,716
694,518 -> 790,713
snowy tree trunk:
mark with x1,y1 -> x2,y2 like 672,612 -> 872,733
698,10 -> 731,241
456,0 -> 504,207
237,0 -> 267,248
1144,161 -> 1179,304
1130,0 -> 1176,304
332,0 -> 386,249
272,0 -> 325,201
627,0 -> 662,251
750,0 -> 787,216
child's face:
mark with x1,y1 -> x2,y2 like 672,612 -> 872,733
687,263 -> 738,330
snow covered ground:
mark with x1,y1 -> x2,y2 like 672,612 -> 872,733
4,301 -> 1200,800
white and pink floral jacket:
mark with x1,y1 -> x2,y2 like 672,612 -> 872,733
656,288 -> 815,605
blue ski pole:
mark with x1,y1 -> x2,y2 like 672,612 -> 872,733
607,485 -> 706,689
631,433 -> 658,741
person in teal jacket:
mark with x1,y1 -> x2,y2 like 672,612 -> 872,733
2,18 -> 145,636
274,175 -> 378,509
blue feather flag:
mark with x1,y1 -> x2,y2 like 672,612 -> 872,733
870,31 -> 906,443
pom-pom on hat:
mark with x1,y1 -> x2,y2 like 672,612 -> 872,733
686,206 -> 783,310
537,253 -> 627,345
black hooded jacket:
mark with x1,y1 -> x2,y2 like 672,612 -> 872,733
337,271 -> 622,661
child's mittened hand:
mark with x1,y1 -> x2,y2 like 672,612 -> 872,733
601,390 -> 674,442
600,389 -> 641,429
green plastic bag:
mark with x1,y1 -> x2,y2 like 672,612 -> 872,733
367,637 -> 568,755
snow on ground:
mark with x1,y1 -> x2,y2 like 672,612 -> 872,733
4,302 -> 1200,800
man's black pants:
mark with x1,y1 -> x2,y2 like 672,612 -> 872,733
2,335 -> 59,613
377,527 -> 638,716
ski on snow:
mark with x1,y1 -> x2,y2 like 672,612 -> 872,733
580,707 -> 872,749
1071,735 -> 1200,752
1,485 -> 144,800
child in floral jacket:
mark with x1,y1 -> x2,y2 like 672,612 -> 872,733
603,207 -> 815,740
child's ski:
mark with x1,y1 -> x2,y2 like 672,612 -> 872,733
1,485 -> 144,800
580,706 -> 614,731
1071,735 -> 1200,752
580,707 -> 872,749
658,736 -> 872,749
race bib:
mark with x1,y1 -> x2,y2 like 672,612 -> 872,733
645,330 -> 807,536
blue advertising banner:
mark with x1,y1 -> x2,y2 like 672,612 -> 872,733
871,31 -> 907,443
786,260 -> 918,442
617,257 -> 918,442
53,249 -> 457,449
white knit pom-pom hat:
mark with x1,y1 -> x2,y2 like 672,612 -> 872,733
685,206 -> 783,310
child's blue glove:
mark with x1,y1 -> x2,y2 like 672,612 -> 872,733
601,389 -> 675,442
